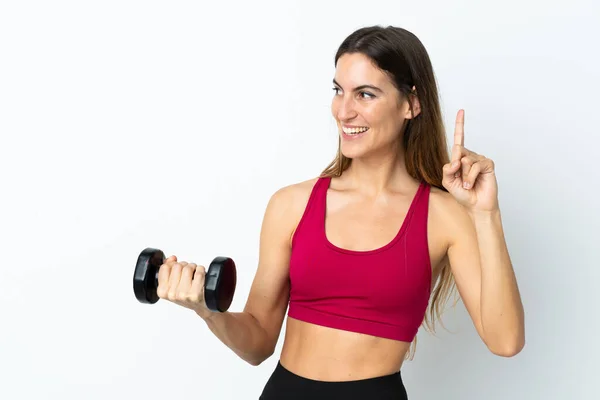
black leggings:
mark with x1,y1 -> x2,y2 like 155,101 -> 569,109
259,361 -> 408,400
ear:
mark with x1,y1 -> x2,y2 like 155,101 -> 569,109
403,85 -> 421,119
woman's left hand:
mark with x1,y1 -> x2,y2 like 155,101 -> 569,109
442,109 -> 499,213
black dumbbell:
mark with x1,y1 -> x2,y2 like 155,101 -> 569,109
133,248 -> 237,312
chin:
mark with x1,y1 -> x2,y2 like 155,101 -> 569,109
340,143 -> 368,159
339,128 -> 374,159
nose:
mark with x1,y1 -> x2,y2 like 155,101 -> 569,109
334,95 -> 358,121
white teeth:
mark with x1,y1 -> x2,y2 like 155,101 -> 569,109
342,126 -> 369,135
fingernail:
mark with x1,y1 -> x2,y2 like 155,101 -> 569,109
463,182 -> 470,189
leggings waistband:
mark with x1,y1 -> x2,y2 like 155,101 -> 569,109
259,361 -> 408,400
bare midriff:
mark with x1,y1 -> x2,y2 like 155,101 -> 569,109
279,316 -> 411,381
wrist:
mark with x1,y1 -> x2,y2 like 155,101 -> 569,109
468,208 -> 504,234
195,308 -> 215,322
468,208 -> 501,221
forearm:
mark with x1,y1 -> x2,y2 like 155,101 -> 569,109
199,311 -> 273,366
470,209 -> 525,355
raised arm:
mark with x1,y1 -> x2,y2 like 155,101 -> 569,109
441,109 -> 525,357
444,200 -> 525,356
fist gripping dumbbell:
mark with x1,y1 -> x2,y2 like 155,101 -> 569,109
133,248 -> 237,312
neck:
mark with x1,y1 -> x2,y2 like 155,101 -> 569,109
342,147 -> 416,197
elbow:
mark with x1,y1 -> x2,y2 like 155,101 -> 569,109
246,359 -> 263,367
246,353 -> 273,367
247,357 -> 268,367
487,333 -> 525,357
245,346 -> 276,367
489,342 -> 524,357
483,314 -> 526,357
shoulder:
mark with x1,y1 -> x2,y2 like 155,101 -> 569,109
268,177 -> 320,210
263,177 -> 321,240
428,185 -> 462,220
427,185 -> 474,251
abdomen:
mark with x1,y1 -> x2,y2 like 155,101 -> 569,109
279,316 -> 411,381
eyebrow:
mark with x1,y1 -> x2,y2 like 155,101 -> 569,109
332,79 -> 383,93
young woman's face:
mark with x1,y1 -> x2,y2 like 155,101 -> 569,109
331,53 -> 415,160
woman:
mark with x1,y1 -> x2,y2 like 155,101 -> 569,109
156,25 -> 525,399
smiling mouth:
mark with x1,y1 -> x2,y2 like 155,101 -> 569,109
342,126 -> 370,135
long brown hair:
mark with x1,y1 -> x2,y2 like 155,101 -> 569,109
320,25 -> 458,359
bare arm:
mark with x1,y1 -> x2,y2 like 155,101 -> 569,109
446,202 -> 525,357
440,109 -> 525,357
199,187 -> 293,366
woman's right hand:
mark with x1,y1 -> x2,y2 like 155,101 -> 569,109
156,255 -> 213,320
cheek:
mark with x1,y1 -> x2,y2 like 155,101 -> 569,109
363,106 -> 389,129
368,107 -> 403,138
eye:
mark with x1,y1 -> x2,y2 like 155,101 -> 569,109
359,91 -> 375,99
332,87 -> 341,95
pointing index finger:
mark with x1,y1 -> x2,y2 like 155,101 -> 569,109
454,109 -> 465,147
451,109 -> 465,162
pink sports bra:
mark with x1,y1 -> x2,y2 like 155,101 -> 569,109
287,177 -> 432,342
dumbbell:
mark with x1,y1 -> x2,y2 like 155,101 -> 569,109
133,248 -> 237,312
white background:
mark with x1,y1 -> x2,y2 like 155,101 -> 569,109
1,1 -> 598,399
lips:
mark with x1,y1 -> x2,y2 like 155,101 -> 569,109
342,126 -> 369,135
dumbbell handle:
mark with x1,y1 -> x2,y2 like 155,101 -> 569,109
152,266 -> 221,287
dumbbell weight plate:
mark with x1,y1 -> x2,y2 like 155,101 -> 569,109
133,247 -> 165,304
205,256 -> 237,312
